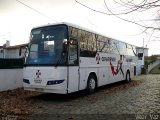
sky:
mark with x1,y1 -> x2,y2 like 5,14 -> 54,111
0,0 -> 160,56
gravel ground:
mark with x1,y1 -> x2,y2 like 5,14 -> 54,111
0,74 -> 160,120
0,89 -> 41,120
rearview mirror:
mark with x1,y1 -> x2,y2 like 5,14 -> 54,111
69,38 -> 78,45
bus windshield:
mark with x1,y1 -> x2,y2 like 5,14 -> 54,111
26,25 -> 68,66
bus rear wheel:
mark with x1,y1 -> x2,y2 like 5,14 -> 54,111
125,71 -> 131,83
87,75 -> 96,94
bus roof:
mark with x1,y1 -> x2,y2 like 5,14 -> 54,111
32,22 -> 138,47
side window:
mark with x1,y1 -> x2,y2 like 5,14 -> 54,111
79,30 -> 97,57
97,35 -> 105,52
127,44 -> 135,56
69,27 -> 78,38
111,40 -> 119,54
68,39 -> 78,65
119,42 -> 127,55
97,36 -> 113,53
132,46 -> 137,56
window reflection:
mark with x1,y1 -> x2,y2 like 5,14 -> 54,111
26,25 -> 68,65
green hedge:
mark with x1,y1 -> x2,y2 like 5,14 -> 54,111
0,58 -> 24,69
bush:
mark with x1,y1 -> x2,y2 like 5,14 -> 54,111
149,55 -> 157,63
0,58 -> 24,69
144,61 -> 149,66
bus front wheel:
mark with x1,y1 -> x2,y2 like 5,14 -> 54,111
87,75 -> 96,94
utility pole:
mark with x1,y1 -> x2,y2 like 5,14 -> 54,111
143,38 -> 144,48
143,38 -> 144,55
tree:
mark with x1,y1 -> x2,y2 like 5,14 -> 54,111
145,55 -> 158,64
75,0 -> 160,30
75,0 -> 160,47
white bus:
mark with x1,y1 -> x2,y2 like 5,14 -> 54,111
23,22 -> 138,94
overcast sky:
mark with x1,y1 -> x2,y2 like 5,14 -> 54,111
0,0 -> 160,55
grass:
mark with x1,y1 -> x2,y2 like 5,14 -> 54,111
149,63 -> 160,74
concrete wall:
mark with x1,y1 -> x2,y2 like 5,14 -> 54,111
148,60 -> 160,72
137,64 -> 142,75
0,69 -> 23,91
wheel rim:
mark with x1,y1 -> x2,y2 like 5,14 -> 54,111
89,78 -> 96,90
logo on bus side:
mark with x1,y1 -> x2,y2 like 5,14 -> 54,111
96,53 -> 116,64
95,53 -> 124,78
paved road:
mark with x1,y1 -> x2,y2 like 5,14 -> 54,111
28,75 -> 160,120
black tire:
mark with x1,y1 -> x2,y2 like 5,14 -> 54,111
87,75 -> 97,94
125,71 -> 131,83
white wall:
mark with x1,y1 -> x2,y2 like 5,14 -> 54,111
4,48 -> 26,58
137,63 -> 142,75
0,53 -> 3,58
0,69 -> 23,91
4,49 -> 19,58
136,48 -> 149,75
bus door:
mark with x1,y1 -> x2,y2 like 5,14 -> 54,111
118,55 -> 125,81
67,38 -> 80,93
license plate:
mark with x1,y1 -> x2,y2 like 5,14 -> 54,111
34,78 -> 42,83
35,88 -> 44,91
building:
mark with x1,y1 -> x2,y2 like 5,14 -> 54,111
4,43 -> 28,58
136,47 -> 149,74
0,46 -> 4,58
136,47 -> 149,57
0,42 -> 28,59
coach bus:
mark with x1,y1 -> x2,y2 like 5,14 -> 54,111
23,22 -> 138,94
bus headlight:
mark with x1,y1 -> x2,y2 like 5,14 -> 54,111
23,79 -> 30,84
47,80 -> 64,85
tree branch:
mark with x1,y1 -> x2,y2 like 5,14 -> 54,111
75,0 -> 160,30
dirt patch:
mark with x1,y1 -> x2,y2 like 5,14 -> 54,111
0,88 -> 41,119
